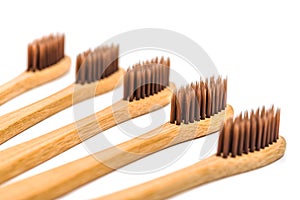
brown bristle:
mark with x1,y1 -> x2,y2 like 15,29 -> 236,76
75,44 -> 119,84
170,76 -> 227,125
244,119 -> 250,154
194,83 -> 201,121
238,120 -> 245,155
170,93 -> 177,123
27,34 -> 65,71
200,81 -> 207,120
217,106 -> 281,158
123,57 -> 170,101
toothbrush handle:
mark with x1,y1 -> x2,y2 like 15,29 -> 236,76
0,103 -> 119,184
0,67 -> 124,144
98,156 -> 220,200
0,84 -> 173,185
0,56 -> 71,106
0,123 -> 176,200
0,85 -> 175,200
97,136 -> 286,200
0,73 -> 31,105
0,115 -> 221,200
0,84 -> 74,144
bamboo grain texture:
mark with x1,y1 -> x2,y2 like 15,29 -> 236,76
0,68 -> 124,144
97,136 -> 286,200
0,83 -> 174,185
0,104 -> 233,200
0,56 -> 71,105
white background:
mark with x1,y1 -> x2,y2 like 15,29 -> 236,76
0,0 -> 299,199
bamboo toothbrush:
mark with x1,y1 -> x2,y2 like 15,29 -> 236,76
0,57 -> 172,185
97,106 -> 285,200
0,78 -> 234,200
0,44 -> 123,144
0,34 -> 70,105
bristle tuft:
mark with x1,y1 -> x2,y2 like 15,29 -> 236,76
217,106 -> 281,158
75,44 -> 119,84
27,34 -> 65,71
123,57 -> 170,101
170,77 -> 227,125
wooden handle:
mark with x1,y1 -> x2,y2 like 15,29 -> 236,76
0,104 -> 232,200
0,154 -> 114,200
92,105 -> 233,171
0,85 -> 74,144
0,104 -> 117,184
0,68 -> 125,144
0,84 -> 173,185
0,125 -> 176,200
0,56 -> 71,105
97,136 -> 286,200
